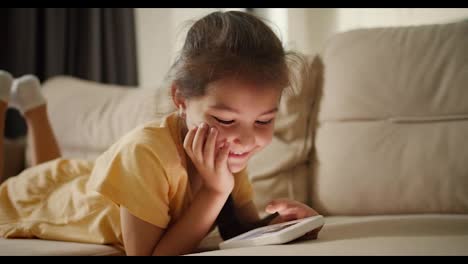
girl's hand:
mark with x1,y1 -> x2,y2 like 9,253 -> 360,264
265,198 -> 319,223
183,122 -> 234,195
265,198 -> 323,240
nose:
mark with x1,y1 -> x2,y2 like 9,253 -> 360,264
231,126 -> 256,149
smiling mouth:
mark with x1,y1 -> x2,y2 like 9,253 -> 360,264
228,151 -> 250,159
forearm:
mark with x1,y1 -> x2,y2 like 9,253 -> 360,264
152,187 -> 230,256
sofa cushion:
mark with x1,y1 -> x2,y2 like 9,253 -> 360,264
312,20 -> 468,215
0,238 -> 124,256
191,214 -> 468,255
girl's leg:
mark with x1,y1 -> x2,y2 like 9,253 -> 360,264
11,75 -> 61,166
0,70 -> 13,182
0,101 -> 7,182
23,105 -> 61,165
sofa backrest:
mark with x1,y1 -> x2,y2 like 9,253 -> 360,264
311,20 -> 468,215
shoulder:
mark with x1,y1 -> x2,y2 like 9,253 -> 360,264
89,113 -> 186,193
122,120 -> 177,155
96,112 -> 185,177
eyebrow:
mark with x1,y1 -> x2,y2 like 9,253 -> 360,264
210,104 -> 278,115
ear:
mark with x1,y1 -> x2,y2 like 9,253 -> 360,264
171,83 -> 186,111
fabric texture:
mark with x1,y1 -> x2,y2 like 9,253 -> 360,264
312,20 -> 468,215
0,112 -> 254,246
1,215 -> 468,255
0,238 -> 124,256
191,214 -> 468,256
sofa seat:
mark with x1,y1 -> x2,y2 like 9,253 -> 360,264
0,238 -> 124,256
191,214 -> 468,255
1,214 -> 466,255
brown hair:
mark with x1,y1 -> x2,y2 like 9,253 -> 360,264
168,11 -> 297,99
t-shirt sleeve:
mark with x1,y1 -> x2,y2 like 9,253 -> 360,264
87,141 -> 171,229
231,168 -> 254,208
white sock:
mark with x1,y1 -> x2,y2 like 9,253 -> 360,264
10,75 -> 46,114
0,70 -> 13,104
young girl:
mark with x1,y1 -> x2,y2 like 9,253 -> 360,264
0,11 -> 319,256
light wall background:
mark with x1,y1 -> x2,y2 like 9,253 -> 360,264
135,8 -> 468,88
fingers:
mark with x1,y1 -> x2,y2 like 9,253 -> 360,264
282,209 -> 309,219
265,198 -> 291,214
203,127 -> 218,169
183,123 -> 224,171
183,126 -> 197,159
215,141 -> 230,172
192,123 -> 208,162
266,199 -> 319,219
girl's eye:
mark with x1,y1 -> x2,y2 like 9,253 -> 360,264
256,119 -> 273,125
212,116 -> 235,125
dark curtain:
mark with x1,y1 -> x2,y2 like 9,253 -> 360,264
0,8 -> 138,139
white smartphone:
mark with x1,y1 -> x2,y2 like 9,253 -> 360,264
218,215 -> 324,250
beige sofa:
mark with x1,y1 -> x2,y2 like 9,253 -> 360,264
1,20 -> 467,255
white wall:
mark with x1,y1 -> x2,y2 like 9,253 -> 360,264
135,8 -> 243,88
136,8 -> 468,87
135,8 -> 172,88
168,8 -> 220,64
296,8 -> 468,56
336,8 -> 468,32
253,8 -> 289,47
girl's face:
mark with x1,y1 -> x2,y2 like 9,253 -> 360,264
181,79 -> 282,173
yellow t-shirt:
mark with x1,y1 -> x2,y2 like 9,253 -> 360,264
0,112 -> 254,246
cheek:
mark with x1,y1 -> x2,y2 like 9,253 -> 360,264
185,114 -> 201,130
185,112 -> 210,130
256,128 -> 274,147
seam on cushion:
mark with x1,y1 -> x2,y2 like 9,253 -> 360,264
321,114 -> 468,123
389,114 -> 468,123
